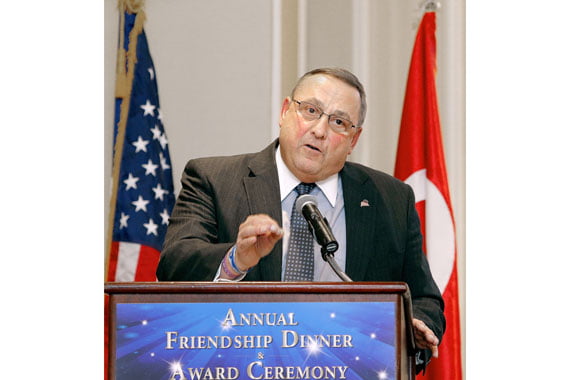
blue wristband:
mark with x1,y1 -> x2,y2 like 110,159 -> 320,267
229,246 -> 249,274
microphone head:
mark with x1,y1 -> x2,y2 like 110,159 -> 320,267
295,194 -> 317,214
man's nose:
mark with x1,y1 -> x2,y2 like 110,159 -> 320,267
310,115 -> 329,138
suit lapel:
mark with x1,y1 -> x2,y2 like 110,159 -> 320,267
341,165 -> 378,281
242,140 -> 283,281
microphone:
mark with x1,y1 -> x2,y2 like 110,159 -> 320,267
295,194 -> 352,282
295,194 -> 339,254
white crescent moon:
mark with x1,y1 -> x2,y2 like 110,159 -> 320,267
404,169 -> 455,293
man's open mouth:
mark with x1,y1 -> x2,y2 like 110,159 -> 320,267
305,144 -> 321,152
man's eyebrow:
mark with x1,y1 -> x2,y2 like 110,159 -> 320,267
303,97 -> 352,120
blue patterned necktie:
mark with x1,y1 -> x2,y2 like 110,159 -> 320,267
284,182 -> 316,281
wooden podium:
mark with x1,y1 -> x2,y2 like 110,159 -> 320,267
105,282 -> 417,380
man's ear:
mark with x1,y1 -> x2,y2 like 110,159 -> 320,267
279,97 -> 292,123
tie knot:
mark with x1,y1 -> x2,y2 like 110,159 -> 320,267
295,182 -> 315,196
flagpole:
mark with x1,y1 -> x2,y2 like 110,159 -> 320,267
104,1 -> 146,281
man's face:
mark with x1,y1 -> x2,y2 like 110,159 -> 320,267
278,74 -> 362,183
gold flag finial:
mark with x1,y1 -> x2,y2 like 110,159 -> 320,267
120,0 -> 145,14
125,0 -> 145,14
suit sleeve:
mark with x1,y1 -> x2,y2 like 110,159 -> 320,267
402,185 -> 446,337
156,159 -> 233,281
400,185 -> 446,371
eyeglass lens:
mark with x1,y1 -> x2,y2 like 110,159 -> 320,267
296,101 -> 353,133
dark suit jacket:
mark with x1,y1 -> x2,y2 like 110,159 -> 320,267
157,140 -> 445,346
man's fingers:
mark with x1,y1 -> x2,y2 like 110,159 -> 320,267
414,330 -> 439,346
238,216 -> 283,240
238,226 -> 283,246
412,318 -> 439,357
237,235 -> 258,249
431,344 -> 439,358
262,224 -> 284,238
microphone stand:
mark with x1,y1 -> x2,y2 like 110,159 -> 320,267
321,247 -> 353,282
304,217 -> 353,282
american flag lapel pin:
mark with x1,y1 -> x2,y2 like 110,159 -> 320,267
360,199 -> 370,207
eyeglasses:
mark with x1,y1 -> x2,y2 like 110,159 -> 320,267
292,99 -> 357,134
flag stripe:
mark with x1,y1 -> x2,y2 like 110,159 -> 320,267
107,241 -> 119,282
134,245 -> 160,281
116,242 -> 141,282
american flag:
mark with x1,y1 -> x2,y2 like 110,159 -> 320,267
107,11 -> 175,282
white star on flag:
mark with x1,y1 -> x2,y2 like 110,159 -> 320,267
148,67 -> 154,80
159,152 -> 171,170
132,136 -> 150,152
132,195 -> 150,212
160,209 -> 170,225
140,99 -> 156,116
150,125 -> 162,140
119,212 -> 130,229
123,173 -> 140,190
158,133 -> 168,149
143,218 -> 159,236
142,159 -> 159,176
152,183 -> 169,201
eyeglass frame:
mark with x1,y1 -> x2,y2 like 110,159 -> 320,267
291,99 -> 358,134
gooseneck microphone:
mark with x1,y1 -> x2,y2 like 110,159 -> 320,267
294,194 -> 352,282
295,194 -> 339,254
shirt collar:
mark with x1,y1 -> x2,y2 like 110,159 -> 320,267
275,145 -> 338,207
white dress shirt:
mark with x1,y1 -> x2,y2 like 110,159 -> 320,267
276,146 -> 347,281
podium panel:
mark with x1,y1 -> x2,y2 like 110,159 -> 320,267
105,282 -> 415,380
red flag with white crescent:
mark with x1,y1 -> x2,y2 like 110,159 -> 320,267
394,11 -> 463,380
